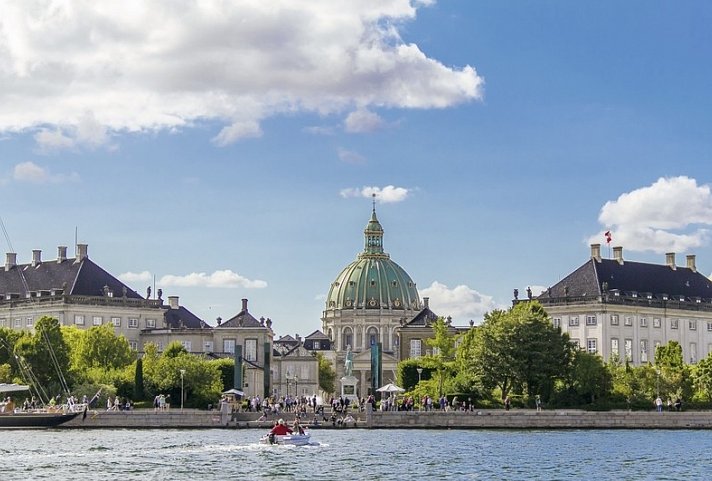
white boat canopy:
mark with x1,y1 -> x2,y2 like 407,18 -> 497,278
0,383 -> 30,393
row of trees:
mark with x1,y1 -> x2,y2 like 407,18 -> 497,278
0,316 -> 228,409
397,302 -> 712,410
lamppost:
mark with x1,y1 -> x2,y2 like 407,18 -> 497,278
416,367 -> 423,384
180,369 -> 186,412
656,368 -> 660,398
285,370 -> 291,397
295,375 -> 299,398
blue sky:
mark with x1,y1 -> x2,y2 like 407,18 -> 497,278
1,1 -> 711,338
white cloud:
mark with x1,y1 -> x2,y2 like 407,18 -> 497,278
159,270 -> 267,288
118,271 -> 153,284
12,161 -> 80,183
344,109 -> 385,133
589,176 -> 712,254
340,185 -> 410,203
337,148 -> 367,164
419,281 -> 498,323
119,269 -> 267,289
34,112 -> 112,151
0,1 -> 482,148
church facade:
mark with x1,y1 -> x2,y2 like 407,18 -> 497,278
321,203 -> 422,397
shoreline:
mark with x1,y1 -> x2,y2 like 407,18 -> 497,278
60,408 -> 712,430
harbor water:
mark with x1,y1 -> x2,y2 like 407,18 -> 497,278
2,428 -> 711,480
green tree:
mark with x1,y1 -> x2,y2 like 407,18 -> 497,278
318,353 -> 335,395
134,358 -> 145,400
71,324 -> 135,370
655,341 -> 692,402
13,316 -> 72,398
425,317 -> 458,397
565,351 -> 611,404
693,353 -> 712,402
469,302 -> 572,402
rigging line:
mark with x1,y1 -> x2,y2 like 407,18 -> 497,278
0,216 -> 15,253
41,327 -> 70,395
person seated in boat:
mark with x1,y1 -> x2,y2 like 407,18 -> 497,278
270,418 -> 293,436
292,419 -> 305,435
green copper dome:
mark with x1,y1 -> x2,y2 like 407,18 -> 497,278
325,204 -> 421,311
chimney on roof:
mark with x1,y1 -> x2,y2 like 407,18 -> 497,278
590,244 -> 602,262
31,249 -> 41,267
687,255 -> 697,273
666,252 -> 676,270
168,296 -> 179,309
5,253 -> 16,271
57,246 -> 67,263
613,246 -> 624,265
423,297 -> 429,309
75,244 -> 88,263
242,298 -> 248,312
296,334 -> 301,343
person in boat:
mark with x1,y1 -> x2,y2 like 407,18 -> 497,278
292,419 -> 305,435
270,418 -> 293,436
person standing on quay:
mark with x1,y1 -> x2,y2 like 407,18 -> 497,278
655,396 -> 663,413
504,396 -> 511,411
535,395 -> 542,412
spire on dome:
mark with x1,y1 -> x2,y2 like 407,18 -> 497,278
363,195 -> 385,257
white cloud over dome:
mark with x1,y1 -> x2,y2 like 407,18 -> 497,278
589,176 -> 712,254
0,1 -> 483,148
419,281 -> 498,323
340,185 -> 410,203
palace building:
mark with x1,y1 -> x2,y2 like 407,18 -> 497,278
535,244 -> 712,365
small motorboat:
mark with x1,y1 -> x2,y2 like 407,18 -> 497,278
260,430 -> 311,446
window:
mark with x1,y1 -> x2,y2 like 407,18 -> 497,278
313,341 -> 321,350
689,320 -> 697,331
707,322 -> 712,332
0,319 -> 5,328
223,339 -> 235,354
586,315 -> 597,326
245,339 -> 257,362
569,317 -> 579,327
146,318 -> 156,328
410,339 -> 422,358
690,343 -> 697,363
587,338 -> 597,354
204,341 -> 213,352
14,318 -> 21,328
92,316 -> 102,326
640,318 -> 647,328
624,339 -> 633,361
653,318 -> 661,328
129,341 -> 138,351
26,317 -> 33,327
553,318 -> 561,329
610,314 -> 619,326
571,339 -> 580,349
671,319 -> 679,329
640,340 -> 648,363
181,340 -> 192,352
112,317 -> 121,327
611,338 -> 619,359
74,315 -> 85,326
128,318 -> 138,328
367,327 -> 379,346
624,316 -> 633,326
343,328 -> 353,350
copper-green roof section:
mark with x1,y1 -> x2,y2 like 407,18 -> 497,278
326,205 -> 421,311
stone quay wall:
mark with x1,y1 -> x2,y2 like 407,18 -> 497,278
63,408 -> 712,430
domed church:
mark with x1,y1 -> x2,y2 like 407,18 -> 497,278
322,200 -> 422,397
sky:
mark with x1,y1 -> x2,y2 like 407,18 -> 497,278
1,1 -> 712,338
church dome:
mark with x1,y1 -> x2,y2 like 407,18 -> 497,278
325,204 -> 421,311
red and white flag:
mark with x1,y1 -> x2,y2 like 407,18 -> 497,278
604,231 -> 612,244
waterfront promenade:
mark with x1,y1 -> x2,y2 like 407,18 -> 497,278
63,407 -> 712,430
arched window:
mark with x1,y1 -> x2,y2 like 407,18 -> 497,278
343,328 -> 353,351
367,327 -> 379,347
